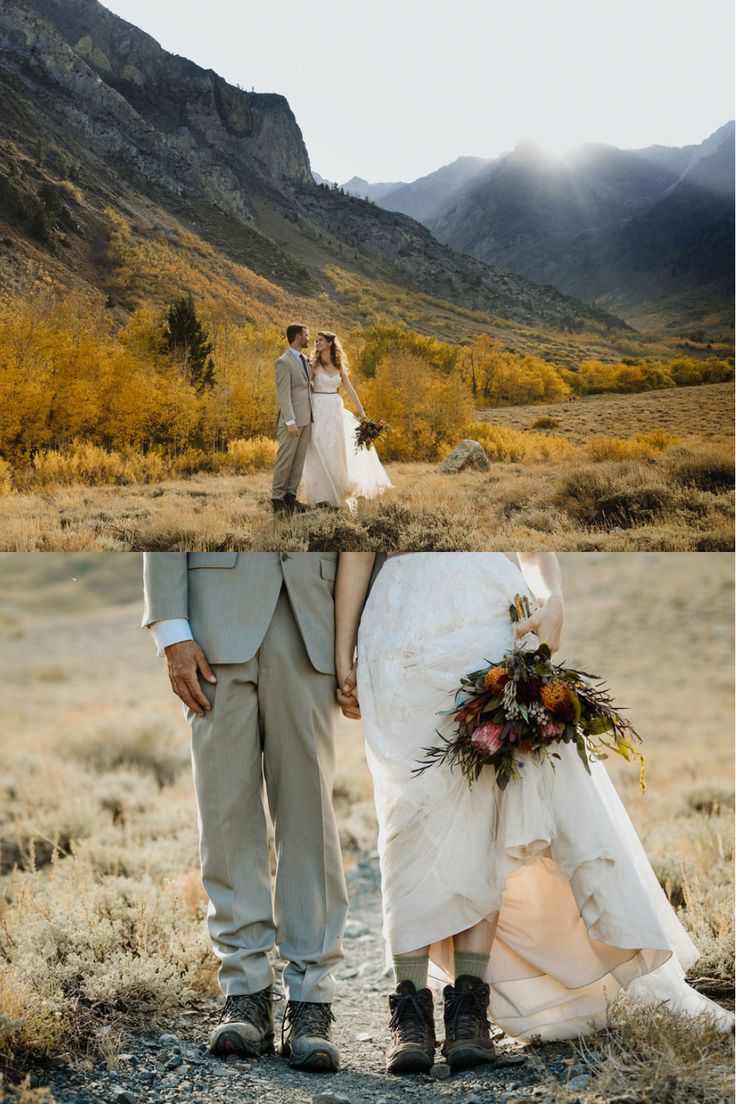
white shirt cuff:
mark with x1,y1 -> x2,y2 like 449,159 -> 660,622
285,419 -> 296,426
150,618 -> 194,654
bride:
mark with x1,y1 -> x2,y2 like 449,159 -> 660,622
302,331 -> 392,510
334,552 -> 733,1075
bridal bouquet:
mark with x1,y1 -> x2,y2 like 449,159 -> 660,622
355,417 -> 390,451
414,594 -> 644,792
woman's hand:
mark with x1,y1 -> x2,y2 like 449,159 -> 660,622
336,656 -> 361,719
514,594 -> 564,652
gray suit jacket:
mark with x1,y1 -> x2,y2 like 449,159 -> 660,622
276,350 -> 312,427
142,552 -> 338,673
142,553 -> 386,675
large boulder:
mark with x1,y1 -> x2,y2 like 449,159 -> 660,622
437,439 -> 491,474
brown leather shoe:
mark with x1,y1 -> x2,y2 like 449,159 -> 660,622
209,987 -> 275,1058
281,1001 -> 340,1072
386,980 -> 436,1075
441,975 -> 496,1071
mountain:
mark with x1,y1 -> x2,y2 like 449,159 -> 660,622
0,0 -> 629,345
365,156 -> 492,223
342,176 -> 405,203
359,128 -> 734,333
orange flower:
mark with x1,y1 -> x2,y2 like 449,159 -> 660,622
484,666 -> 510,693
540,680 -> 574,717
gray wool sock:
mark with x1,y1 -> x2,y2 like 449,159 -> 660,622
453,950 -> 490,983
392,952 -> 429,991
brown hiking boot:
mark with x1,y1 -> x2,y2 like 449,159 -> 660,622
441,975 -> 496,1071
281,1001 -> 340,1072
386,980 -> 436,1075
208,987 -> 276,1058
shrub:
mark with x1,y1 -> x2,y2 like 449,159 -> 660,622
554,467 -> 619,525
171,448 -> 226,476
0,458 -> 13,495
586,430 -> 679,462
597,485 -> 677,528
0,857 -> 215,1069
573,997 -> 734,1104
668,450 -> 735,494
226,436 -> 278,473
464,422 -> 579,463
65,719 -> 189,789
31,443 -> 125,488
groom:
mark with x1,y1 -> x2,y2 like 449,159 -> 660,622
142,552 -> 347,1072
271,323 -> 313,515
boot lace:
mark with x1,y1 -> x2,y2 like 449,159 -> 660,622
219,989 -> 279,1026
389,992 -> 436,1046
281,1001 -> 335,1047
445,983 -> 491,1041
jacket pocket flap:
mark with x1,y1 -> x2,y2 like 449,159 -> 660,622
188,553 -> 239,569
320,557 -> 337,581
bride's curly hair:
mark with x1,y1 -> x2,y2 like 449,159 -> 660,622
314,330 -> 348,373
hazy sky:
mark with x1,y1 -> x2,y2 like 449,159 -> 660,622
104,0 -> 734,183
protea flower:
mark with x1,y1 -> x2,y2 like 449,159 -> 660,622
540,720 -> 565,740
470,723 -> 505,756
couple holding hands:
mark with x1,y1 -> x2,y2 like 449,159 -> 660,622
143,552 -> 731,1077
271,324 -> 391,515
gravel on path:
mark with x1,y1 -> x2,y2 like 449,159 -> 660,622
21,854 -> 585,1104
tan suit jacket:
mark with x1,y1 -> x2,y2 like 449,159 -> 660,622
276,350 -> 313,427
142,552 -> 338,672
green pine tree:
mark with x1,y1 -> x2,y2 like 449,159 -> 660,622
162,294 -> 216,393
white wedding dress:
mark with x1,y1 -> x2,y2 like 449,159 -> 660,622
302,370 -> 392,510
357,553 -> 733,1040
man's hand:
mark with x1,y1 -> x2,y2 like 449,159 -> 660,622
514,595 -> 564,653
164,640 -> 217,716
336,658 -> 360,719
287,424 -> 300,438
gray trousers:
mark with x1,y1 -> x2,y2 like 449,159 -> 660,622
272,422 -> 311,500
186,586 -> 347,1001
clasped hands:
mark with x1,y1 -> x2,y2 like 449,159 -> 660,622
336,657 -> 360,719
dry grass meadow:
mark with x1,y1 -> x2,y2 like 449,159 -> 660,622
0,384 -> 732,552
0,552 -> 733,1100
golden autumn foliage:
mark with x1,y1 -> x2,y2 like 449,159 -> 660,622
350,324 -> 463,377
463,424 -> 682,465
575,356 -> 733,394
0,296 -> 731,484
464,422 -> 579,463
0,298 -> 284,464
360,353 -> 475,461
460,334 -> 572,404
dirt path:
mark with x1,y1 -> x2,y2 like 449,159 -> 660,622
37,853 -> 584,1104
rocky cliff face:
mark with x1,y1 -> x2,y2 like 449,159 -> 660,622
2,0 -> 312,220
0,0 -> 631,334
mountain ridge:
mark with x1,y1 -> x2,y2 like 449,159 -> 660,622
346,125 -> 735,332
0,0 -> 633,342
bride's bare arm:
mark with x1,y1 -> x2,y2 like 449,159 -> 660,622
514,553 -> 564,651
340,370 -> 367,420
335,552 -> 376,716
